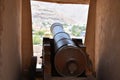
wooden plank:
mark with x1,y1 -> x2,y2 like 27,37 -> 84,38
85,0 -> 96,71
34,0 -> 89,4
21,0 -> 33,72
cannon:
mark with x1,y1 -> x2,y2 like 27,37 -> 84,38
37,23 -> 95,80
51,23 -> 87,76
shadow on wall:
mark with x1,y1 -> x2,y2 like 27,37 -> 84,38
96,0 -> 120,80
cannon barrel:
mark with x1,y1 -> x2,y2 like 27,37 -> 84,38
51,23 -> 76,51
51,23 -> 87,76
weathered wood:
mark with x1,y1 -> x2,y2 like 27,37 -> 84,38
21,0 -> 33,72
85,0 -> 96,71
34,0 -> 89,4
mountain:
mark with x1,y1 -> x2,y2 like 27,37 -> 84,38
31,1 -> 89,29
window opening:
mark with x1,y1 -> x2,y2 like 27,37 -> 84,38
30,1 -> 89,68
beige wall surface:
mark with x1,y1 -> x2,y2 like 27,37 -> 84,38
0,0 -> 35,78
86,0 -> 120,79
95,0 -> 120,80
0,0 -> 21,80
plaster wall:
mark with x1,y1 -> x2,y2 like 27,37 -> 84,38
85,0 -> 120,79
0,0 -> 21,80
95,0 -> 120,80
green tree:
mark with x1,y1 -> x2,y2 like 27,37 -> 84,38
35,30 -> 45,37
71,25 -> 81,37
71,25 -> 86,37
33,35 -> 41,45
